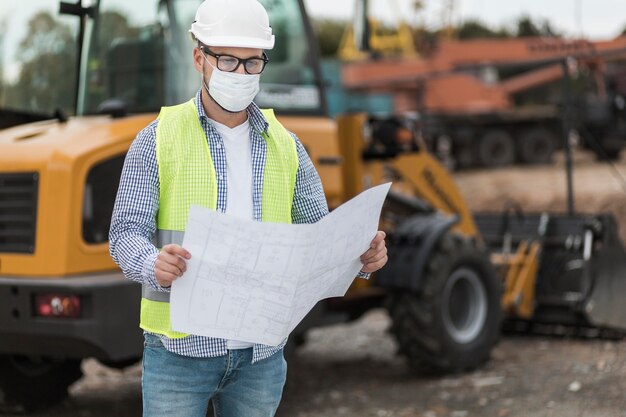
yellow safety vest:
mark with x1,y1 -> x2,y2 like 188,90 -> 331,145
140,99 -> 298,338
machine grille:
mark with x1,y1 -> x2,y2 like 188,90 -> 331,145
0,173 -> 38,253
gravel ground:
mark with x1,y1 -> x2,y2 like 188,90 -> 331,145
8,150 -> 626,417
13,309 -> 626,417
280,310 -> 626,417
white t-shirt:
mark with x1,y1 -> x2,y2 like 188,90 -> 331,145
209,117 -> 254,350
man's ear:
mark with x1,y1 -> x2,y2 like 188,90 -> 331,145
193,48 -> 204,74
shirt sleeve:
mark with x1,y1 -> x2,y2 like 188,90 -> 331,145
357,271 -> 371,279
109,120 -> 168,292
291,134 -> 329,224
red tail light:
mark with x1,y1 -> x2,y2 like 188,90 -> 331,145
34,294 -> 81,318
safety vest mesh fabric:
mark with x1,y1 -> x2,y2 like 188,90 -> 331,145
140,99 -> 298,339
260,108 -> 297,222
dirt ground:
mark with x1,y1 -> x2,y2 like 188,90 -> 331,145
16,310 -> 626,417
454,151 -> 626,242
10,150 -> 626,417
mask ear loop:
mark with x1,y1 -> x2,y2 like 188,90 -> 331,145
200,50 -> 212,96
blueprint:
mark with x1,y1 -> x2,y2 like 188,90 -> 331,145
170,182 -> 391,346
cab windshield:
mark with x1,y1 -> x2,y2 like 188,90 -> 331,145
0,1 -> 79,119
78,0 -> 323,116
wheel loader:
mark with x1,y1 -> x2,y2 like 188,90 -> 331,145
1,0 -> 626,412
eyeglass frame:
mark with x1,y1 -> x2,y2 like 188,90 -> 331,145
198,45 -> 269,75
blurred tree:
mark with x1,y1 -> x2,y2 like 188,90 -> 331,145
4,10 -> 140,115
97,10 -> 140,47
310,13 -> 564,58
0,16 -> 6,103
516,15 -> 561,37
311,18 -> 347,57
5,11 -> 76,115
83,10 -> 140,110
457,19 -> 511,39
412,26 -> 439,55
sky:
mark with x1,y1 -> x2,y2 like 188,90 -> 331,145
3,0 -> 626,85
302,0 -> 626,40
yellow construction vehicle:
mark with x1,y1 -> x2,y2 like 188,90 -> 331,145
2,0 -> 626,413
338,0 -> 418,61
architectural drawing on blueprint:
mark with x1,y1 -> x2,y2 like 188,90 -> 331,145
170,183 -> 391,346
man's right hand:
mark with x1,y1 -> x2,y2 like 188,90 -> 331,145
154,244 -> 192,288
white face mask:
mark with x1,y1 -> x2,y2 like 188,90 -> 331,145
202,55 -> 260,113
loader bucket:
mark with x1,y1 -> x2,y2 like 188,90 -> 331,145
584,215 -> 626,330
475,211 -> 626,335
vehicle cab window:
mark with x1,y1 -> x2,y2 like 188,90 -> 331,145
0,2 -> 79,122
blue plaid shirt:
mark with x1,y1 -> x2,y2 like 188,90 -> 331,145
110,90 -> 330,363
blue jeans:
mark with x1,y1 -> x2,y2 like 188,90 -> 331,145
142,334 -> 287,417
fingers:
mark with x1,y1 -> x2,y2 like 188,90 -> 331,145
363,244 -> 387,264
361,253 -> 388,273
154,244 -> 191,288
361,231 -> 386,263
155,271 -> 179,288
162,244 -> 191,260
370,231 -> 386,246
360,231 -> 388,274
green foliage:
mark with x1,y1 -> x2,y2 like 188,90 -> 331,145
5,11 -> 76,115
516,15 -> 561,37
411,27 -> 439,55
456,15 -> 560,40
2,9 -> 140,116
457,19 -> 512,40
310,13 -> 564,57
0,18 -> 7,101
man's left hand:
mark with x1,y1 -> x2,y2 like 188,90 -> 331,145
360,231 -> 388,273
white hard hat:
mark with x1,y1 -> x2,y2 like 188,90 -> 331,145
189,0 -> 275,50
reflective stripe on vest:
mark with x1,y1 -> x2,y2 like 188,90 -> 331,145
155,229 -> 185,248
140,100 -> 298,339
143,229 -> 185,303
143,285 -> 171,302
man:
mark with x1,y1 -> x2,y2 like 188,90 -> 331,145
109,0 -> 387,416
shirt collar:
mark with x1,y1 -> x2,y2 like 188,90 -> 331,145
194,89 -> 269,136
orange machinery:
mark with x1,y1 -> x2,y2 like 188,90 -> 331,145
343,36 -> 626,167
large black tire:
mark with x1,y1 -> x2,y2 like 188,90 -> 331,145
0,355 -> 82,413
387,234 -> 502,374
516,127 -> 557,164
477,129 -> 515,167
